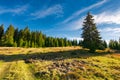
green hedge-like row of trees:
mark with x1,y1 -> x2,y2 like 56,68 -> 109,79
109,40 -> 120,50
0,24 -> 78,47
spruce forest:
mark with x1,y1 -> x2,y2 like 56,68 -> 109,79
0,25 -> 78,47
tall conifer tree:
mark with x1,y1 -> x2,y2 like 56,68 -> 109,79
4,25 -> 15,46
82,12 -> 102,52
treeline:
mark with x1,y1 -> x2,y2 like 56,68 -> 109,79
0,24 -> 78,47
79,40 -> 107,50
109,39 -> 120,50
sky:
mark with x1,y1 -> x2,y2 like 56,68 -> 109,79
0,0 -> 120,42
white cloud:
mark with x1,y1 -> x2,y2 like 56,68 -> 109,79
67,9 -> 120,31
52,17 -> 84,31
62,17 -> 84,31
63,8 -> 120,31
31,4 -> 63,19
56,0 -> 107,31
0,5 -> 28,14
62,0 -> 107,24
99,27 -> 120,41
68,37 -> 83,41
94,10 -> 120,24
100,27 -> 120,34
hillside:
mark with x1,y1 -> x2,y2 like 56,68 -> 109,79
0,47 -> 120,80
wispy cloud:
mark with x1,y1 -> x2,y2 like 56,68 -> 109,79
62,0 -> 107,24
50,17 -> 84,31
94,10 -> 120,24
99,27 -> 120,40
61,8 -> 120,31
0,4 -> 28,15
61,17 -> 84,31
54,0 -> 107,31
100,27 -> 120,34
30,4 -> 63,20
69,9 -> 120,31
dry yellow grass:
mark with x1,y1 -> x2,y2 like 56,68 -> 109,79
0,46 -> 120,80
0,46 -> 81,55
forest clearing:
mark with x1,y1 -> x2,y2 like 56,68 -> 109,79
0,0 -> 120,80
0,47 -> 120,80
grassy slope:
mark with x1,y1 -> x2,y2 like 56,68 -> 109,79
0,47 -> 120,80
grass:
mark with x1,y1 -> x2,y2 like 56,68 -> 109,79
0,46 -> 120,80
2,61 -> 35,80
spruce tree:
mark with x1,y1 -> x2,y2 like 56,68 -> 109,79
0,24 -> 4,46
23,27 -> 31,47
0,24 -> 4,40
78,40 -> 83,46
82,12 -> 102,53
18,29 -> 24,47
4,25 -> 15,46
109,40 -> 114,49
54,38 -> 59,47
36,31 -> 43,47
72,39 -> 77,46
14,28 -> 19,46
103,40 -> 107,48
64,38 -> 69,46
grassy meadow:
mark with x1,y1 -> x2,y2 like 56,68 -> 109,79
0,47 -> 120,80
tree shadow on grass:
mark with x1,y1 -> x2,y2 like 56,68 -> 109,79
0,49 -> 109,62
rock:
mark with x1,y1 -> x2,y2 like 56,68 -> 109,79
51,64 -> 56,68
81,60 -> 87,64
79,66 -> 86,71
61,68 -> 68,73
94,64 -> 99,67
54,62 -> 60,67
71,63 -> 76,66
61,63 -> 66,67
24,59 -> 33,63
66,62 -> 71,66
73,60 -> 79,63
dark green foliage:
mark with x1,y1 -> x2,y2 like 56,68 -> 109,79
109,39 -> 120,50
0,24 -> 4,46
54,38 -> 59,47
78,40 -> 83,46
72,39 -> 78,46
0,24 -> 4,40
98,40 -> 107,50
14,28 -> 19,47
103,40 -> 107,48
82,12 -> 103,53
57,38 -> 64,47
0,24 -> 77,47
4,25 -> 15,46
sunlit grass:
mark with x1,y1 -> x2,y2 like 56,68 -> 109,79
0,46 -> 120,79
1,61 -> 35,80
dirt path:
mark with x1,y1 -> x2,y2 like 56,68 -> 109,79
1,61 -> 35,80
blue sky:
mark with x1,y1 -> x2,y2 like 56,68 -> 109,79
0,0 -> 120,42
